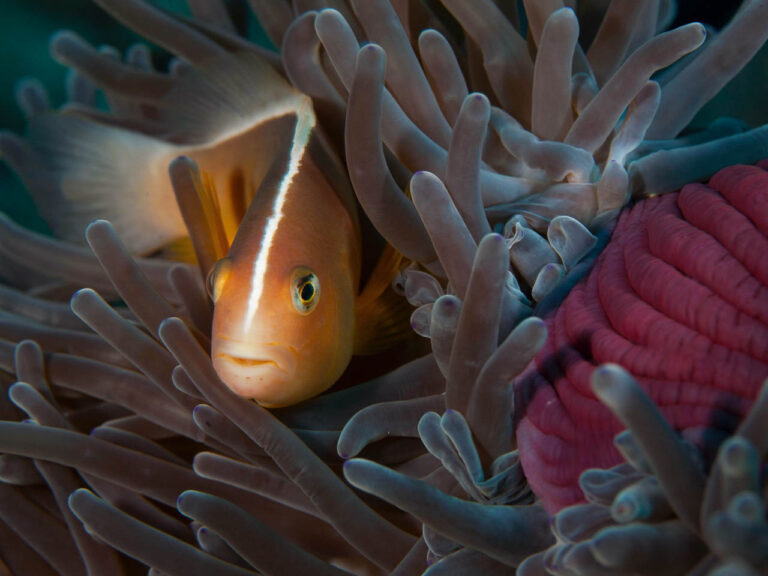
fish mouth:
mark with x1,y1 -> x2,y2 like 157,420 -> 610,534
212,341 -> 298,370
218,355 -> 279,368
210,341 -> 298,401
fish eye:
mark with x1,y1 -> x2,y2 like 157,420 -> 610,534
291,267 -> 320,314
206,258 -> 232,303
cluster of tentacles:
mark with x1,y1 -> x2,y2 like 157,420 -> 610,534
517,161 -> 768,513
0,0 -> 766,575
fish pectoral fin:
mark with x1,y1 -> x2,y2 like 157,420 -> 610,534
154,236 -> 198,264
353,242 -> 413,355
168,156 -> 230,276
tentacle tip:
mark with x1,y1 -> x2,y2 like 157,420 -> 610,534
342,458 -> 371,484
360,42 -> 382,54
67,487 -> 93,510
690,22 -> 707,38
465,92 -> 491,113
98,45 -> 121,59
554,6 -> 577,17
418,28 -> 441,43
435,294 -> 457,310
85,218 -> 113,234
610,499 -> 636,523
410,171 -> 440,192
15,339 -> 42,351
358,42 -> 386,67
170,155 -> 196,171
159,316 -> 184,333
7,381 -> 24,396
590,363 -> 630,394
177,489 -> 204,514
484,232 -> 505,247
48,29 -> 80,54
126,42 -> 151,58
70,286 -> 95,303
720,436 -> 756,472
316,7 -> 343,19
13,76 -> 45,95
524,315 -> 547,329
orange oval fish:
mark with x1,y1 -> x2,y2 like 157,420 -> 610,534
209,100 -> 363,406
196,64 -> 407,407
9,49 -> 406,407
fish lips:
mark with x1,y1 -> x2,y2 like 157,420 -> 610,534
211,341 -> 298,403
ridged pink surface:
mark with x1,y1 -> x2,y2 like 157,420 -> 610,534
515,162 -> 768,513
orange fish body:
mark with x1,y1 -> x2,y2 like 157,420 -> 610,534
209,102 -> 366,407
6,49 -> 405,407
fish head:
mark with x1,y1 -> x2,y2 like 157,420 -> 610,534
209,109 -> 360,407
210,249 -> 357,407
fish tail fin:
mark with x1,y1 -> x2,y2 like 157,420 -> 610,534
2,112 -> 185,255
353,242 -> 414,355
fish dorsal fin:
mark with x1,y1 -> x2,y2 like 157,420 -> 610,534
354,242 -> 413,355
159,50 -> 307,145
13,49 -> 310,257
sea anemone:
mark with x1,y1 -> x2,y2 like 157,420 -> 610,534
0,1 -> 766,574
520,363 -> 768,575
516,160 -> 768,513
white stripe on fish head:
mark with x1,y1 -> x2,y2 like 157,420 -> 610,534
244,101 -> 316,327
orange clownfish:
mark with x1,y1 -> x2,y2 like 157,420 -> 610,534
8,49 -> 408,407
206,98 -> 407,407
